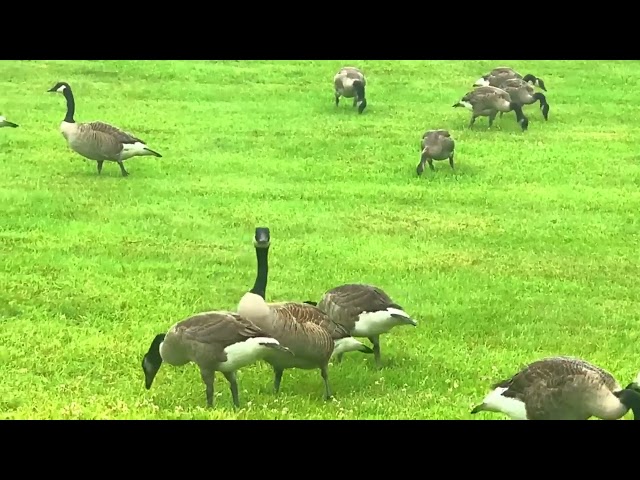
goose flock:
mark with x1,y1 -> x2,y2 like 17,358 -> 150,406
4,63 -> 640,420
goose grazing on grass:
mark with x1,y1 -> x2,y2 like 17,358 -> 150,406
47,81 -> 162,177
470,356 -> 640,420
304,283 -> 417,369
473,66 -> 547,91
0,115 -> 18,128
417,129 -> 455,176
453,86 -> 529,131
141,310 -> 292,408
237,227 -> 371,400
495,77 -> 550,121
334,67 -> 367,114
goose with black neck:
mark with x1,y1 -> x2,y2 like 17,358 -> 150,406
47,81 -> 163,177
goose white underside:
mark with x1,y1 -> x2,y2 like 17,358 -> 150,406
332,337 -> 369,356
481,387 -> 528,420
352,307 -> 415,337
217,337 -> 280,372
458,101 -> 474,111
474,78 -> 490,87
120,142 -> 154,160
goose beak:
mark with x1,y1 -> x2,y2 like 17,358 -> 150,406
47,87 -> 57,93
470,403 -> 485,414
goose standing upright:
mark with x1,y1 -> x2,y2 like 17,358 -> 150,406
334,67 -> 367,114
0,115 -> 18,128
470,356 -> 640,420
141,310 -> 292,408
305,283 -> 417,369
237,227 -> 370,400
47,81 -> 162,177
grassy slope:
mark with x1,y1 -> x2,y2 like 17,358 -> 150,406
1,60 -> 639,419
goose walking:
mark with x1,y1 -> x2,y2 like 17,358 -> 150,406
334,67 -> 367,114
495,77 -> 550,121
141,310 -> 292,408
237,227 -> 370,400
470,356 -> 640,420
453,86 -> 529,131
305,283 -> 417,369
0,115 -> 18,128
473,66 -> 547,91
47,81 -> 162,177
417,129 -> 455,175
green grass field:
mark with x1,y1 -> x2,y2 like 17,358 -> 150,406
1,60 -> 639,420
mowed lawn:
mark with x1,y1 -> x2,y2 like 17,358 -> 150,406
1,60 -> 640,420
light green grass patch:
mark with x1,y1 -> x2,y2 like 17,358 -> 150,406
1,60 -> 639,419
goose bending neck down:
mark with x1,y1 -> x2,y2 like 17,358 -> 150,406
141,310 -> 292,409
470,356 -> 640,420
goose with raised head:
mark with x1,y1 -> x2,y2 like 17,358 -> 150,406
304,283 -> 417,369
47,81 -> 162,177
237,227 -> 371,400
495,77 -> 550,121
453,86 -> 529,131
0,115 -> 18,128
141,310 -> 292,408
334,67 -> 367,114
417,129 -> 455,176
473,66 -> 547,91
470,356 -> 640,420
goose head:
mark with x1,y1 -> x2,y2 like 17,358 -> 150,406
47,81 -> 71,94
141,334 -> 165,389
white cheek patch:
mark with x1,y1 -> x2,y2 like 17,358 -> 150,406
57,85 -> 67,93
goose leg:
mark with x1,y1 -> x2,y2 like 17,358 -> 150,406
369,335 -> 382,368
428,159 -> 435,171
117,161 -> 129,177
499,111 -> 504,118
449,153 -> 455,170
200,368 -> 215,407
273,366 -> 284,394
97,160 -> 104,174
352,97 -> 357,108
335,352 -> 345,364
488,112 -> 497,128
335,92 -> 341,106
468,115 -> 477,128
320,364 -> 333,401
223,371 -> 240,409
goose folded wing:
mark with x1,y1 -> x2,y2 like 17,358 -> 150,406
86,121 -> 145,144
179,312 -> 265,346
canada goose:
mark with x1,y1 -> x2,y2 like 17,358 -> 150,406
453,86 -> 529,131
470,356 -> 640,420
495,77 -> 550,121
417,129 -> 455,176
334,67 -> 367,114
237,227 -> 371,400
141,310 -> 292,408
304,283 -> 417,369
47,81 -> 162,177
0,115 -> 18,128
473,67 -> 547,92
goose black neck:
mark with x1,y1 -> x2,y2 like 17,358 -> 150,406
250,246 -> 269,299
523,74 -> 536,84
63,88 -> 75,123
510,103 -> 525,121
353,81 -> 365,101
533,92 -> 547,105
620,389 -> 640,420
